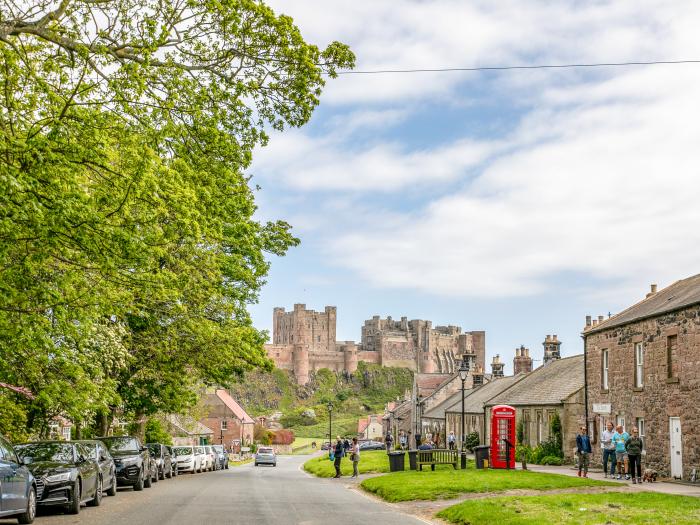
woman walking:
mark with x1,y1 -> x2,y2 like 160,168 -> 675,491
625,427 -> 644,484
576,426 -> 592,477
350,437 -> 360,478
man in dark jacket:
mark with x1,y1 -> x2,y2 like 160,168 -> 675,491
576,426 -> 593,477
333,437 -> 344,478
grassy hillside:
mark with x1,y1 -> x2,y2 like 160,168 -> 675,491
228,362 -> 413,438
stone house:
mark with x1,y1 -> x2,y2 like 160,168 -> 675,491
583,275 -> 700,479
200,389 -> 255,451
442,374 -> 525,446
484,355 -> 585,461
166,414 -> 214,447
357,415 -> 384,440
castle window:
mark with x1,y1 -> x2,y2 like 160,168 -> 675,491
667,335 -> 678,380
601,349 -> 609,390
317,335 -> 321,342
634,343 -> 644,388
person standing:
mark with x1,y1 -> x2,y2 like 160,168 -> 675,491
343,438 -> 350,454
576,426 -> 592,477
625,427 -> 644,484
385,431 -> 394,453
600,421 -> 616,478
333,437 -> 344,478
447,431 -> 456,450
399,431 -> 408,451
612,425 -> 630,480
350,437 -> 360,478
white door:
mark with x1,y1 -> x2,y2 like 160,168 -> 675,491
670,417 -> 683,479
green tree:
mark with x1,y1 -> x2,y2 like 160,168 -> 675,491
0,0 -> 354,436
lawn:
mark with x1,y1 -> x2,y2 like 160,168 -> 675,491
304,450 -> 392,477
437,492 -> 700,524
360,468 -> 617,502
289,437 -> 324,455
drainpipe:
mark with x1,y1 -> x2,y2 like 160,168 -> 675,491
582,332 -> 589,427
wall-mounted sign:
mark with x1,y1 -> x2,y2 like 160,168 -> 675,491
592,403 -> 611,414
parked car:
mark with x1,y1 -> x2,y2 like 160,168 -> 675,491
0,434 -> 36,524
202,446 -> 216,471
172,446 -> 200,474
78,440 -> 117,497
254,447 -> 276,467
98,436 -> 152,491
15,441 -> 101,515
165,446 -> 179,477
320,442 -> 331,451
211,445 -> 229,470
194,446 -> 207,473
146,443 -> 173,480
359,440 -> 384,451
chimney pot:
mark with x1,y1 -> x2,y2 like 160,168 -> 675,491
585,315 -> 592,327
553,334 -> 558,341
651,284 -> 658,294
592,319 -> 598,326
598,315 -> 604,323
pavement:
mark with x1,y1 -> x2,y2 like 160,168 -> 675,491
526,463 -> 700,497
1,455 -> 427,525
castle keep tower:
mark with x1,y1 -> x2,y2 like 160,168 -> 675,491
543,334 -> 562,365
513,345 -> 533,375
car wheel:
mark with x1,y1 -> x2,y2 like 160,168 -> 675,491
144,468 -> 152,489
134,468 -> 145,491
17,486 -> 36,524
88,476 -> 102,507
254,463 -> 258,466
107,474 -> 117,496
67,479 -> 81,515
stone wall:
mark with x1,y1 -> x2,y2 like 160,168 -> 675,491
585,304 -> 700,479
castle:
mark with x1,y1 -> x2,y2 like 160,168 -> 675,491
264,304 -> 486,385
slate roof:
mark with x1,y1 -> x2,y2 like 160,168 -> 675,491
168,414 -> 214,436
586,273 -> 700,334
485,355 -> 584,407
423,388 -> 474,419
444,374 -> 526,415
215,389 -> 255,424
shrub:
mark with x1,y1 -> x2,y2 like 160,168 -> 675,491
550,413 -> 563,454
516,444 -> 533,463
464,432 -> 480,452
144,418 -> 172,445
540,455 -> 563,466
272,429 -> 295,445
254,423 -> 273,445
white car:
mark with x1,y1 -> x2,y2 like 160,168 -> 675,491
194,446 -> 208,472
173,446 -> 201,473
203,446 -> 217,471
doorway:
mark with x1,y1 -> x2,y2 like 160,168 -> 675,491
670,417 -> 683,479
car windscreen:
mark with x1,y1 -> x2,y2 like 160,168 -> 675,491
16,443 -> 74,463
195,447 -> 204,454
101,437 -> 140,454
257,448 -> 273,455
212,446 -> 224,452
174,447 -> 193,455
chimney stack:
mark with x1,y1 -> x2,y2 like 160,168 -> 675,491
585,315 -> 592,329
491,354 -> 505,378
646,283 -> 658,298
543,333 -> 562,365
513,345 -> 533,375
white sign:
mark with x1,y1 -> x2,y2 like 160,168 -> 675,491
592,403 -> 611,414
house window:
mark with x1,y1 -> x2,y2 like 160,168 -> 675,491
62,426 -> 72,441
616,415 -> 625,432
636,417 -> 645,445
522,410 -> 530,443
634,343 -> 644,388
601,349 -> 609,390
221,420 -> 228,430
667,335 -> 678,379
536,411 -> 543,443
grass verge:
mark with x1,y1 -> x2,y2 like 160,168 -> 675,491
360,468 -> 617,502
437,491 -> 700,524
304,450 -> 391,477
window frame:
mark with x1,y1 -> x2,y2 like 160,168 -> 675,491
601,349 -> 609,390
636,417 -> 645,440
221,419 -> 228,430
634,342 -> 644,388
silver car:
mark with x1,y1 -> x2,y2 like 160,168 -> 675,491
194,446 -> 207,473
173,446 -> 201,474
202,446 -> 216,472
254,447 -> 276,467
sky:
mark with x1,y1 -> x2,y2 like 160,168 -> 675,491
247,0 -> 700,374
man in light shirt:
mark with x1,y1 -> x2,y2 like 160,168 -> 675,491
601,421 -> 616,478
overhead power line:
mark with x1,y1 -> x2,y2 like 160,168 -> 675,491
336,59 -> 700,75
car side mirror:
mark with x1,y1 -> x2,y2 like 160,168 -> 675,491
140,446 -> 148,453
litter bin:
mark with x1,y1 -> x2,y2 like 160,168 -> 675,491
408,450 -> 417,470
388,451 -> 406,472
474,445 -> 490,469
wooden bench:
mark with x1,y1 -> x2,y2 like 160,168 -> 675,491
416,449 -> 458,471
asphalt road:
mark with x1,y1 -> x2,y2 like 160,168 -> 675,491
2,455 -> 425,525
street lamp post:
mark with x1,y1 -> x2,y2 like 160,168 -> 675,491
415,394 -> 423,448
458,355 -> 470,469
327,402 -> 333,452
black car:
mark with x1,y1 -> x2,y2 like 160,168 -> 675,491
165,446 -> 179,477
15,441 -> 101,515
98,436 -> 153,491
78,440 -> 117,496
146,443 -> 172,480
0,434 -> 36,524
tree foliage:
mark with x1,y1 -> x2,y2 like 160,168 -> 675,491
0,0 -> 354,440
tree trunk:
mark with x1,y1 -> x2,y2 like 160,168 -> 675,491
134,409 -> 147,440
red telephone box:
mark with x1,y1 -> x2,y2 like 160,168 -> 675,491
490,405 -> 516,469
